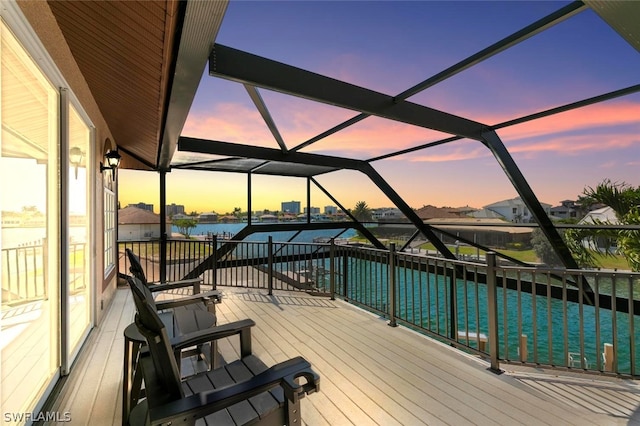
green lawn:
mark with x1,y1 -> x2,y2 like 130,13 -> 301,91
382,240 -> 632,271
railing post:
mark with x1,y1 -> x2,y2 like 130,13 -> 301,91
342,247 -> 349,299
42,238 -> 48,300
212,235 -> 218,289
329,238 -> 336,300
486,252 -> 502,373
448,267 -> 457,341
519,334 -> 528,362
159,170 -> 167,284
603,343 -> 614,372
268,236 -> 274,295
388,243 -> 397,327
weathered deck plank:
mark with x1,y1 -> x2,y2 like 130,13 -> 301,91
48,287 -> 640,425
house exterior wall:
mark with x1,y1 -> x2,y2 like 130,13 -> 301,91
119,223 -> 172,241
485,197 -> 551,223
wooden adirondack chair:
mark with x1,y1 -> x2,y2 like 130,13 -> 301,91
125,248 -> 222,314
124,276 -> 256,423
127,276 -> 320,426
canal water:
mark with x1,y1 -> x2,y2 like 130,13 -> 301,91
340,258 -> 639,373
174,222 -> 356,243
182,225 -> 638,373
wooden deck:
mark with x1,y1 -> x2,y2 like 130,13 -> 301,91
46,286 -> 640,425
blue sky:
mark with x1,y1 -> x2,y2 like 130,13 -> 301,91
120,1 -> 640,214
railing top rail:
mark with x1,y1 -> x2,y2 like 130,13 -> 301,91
498,264 -> 640,278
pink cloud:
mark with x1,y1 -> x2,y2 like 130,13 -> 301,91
183,96 -> 639,163
495,101 -> 640,141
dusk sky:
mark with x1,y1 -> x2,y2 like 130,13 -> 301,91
119,1 -> 640,215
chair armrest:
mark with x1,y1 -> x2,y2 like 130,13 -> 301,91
154,291 -> 222,310
147,357 -> 320,425
169,318 -> 255,357
148,277 -> 203,293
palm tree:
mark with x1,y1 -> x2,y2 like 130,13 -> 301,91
352,201 -> 373,222
567,180 -> 640,271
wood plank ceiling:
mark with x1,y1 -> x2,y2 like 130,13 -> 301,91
47,0 -> 181,170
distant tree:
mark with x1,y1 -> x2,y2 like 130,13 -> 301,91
173,218 -> 198,238
352,201 -> 373,222
531,229 -> 563,267
565,180 -> 640,271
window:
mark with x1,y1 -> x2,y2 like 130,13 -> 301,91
104,188 -> 116,276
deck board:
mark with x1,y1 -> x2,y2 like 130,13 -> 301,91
48,287 -> 640,425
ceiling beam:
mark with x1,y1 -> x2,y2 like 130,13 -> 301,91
157,0 -> 229,170
244,84 -> 288,153
209,44 -> 487,141
179,136 -> 365,170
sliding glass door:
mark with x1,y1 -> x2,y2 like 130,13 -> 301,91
1,18 -> 61,416
1,14 -> 95,417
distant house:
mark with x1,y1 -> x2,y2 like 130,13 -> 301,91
550,200 -> 580,220
468,208 -> 505,219
198,212 -> 218,223
372,207 -> 404,222
378,203 -> 532,248
282,213 -> 298,222
414,205 -> 462,221
259,214 -> 278,223
424,217 -> 534,248
171,213 -> 190,221
118,206 -> 171,241
579,206 -> 618,252
219,215 -> 239,223
484,197 -> 551,223
580,206 -> 617,224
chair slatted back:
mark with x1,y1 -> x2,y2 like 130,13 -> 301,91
126,248 -> 148,285
127,276 -> 184,403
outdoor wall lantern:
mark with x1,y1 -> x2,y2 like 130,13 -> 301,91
69,146 -> 83,179
100,149 -> 121,180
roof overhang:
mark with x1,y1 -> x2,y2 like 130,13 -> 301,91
47,0 -> 228,171
585,0 -> 640,53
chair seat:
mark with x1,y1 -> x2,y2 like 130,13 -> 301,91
130,355 -> 286,426
172,309 -> 217,335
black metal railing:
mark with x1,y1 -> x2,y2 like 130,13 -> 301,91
2,244 -> 47,304
2,242 -> 87,305
119,238 -> 639,378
